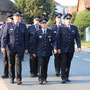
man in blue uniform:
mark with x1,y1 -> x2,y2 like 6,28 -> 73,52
1,10 -> 28,85
1,14 -> 13,79
33,18 -> 57,84
28,15 -> 41,77
51,13 -> 63,77
57,13 -> 81,83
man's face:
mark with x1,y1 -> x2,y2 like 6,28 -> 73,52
7,18 -> 13,22
56,17 -> 61,24
64,18 -> 71,25
13,15 -> 21,23
40,23 -> 47,29
34,19 -> 39,25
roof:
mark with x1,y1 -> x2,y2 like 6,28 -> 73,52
54,1 -> 61,5
0,0 -> 15,12
85,0 -> 90,8
68,8 -> 77,14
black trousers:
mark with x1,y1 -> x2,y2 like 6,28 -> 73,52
29,54 -> 38,74
61,52 -> 74,80
3,50 -> 8,75
7,50 -> 23,81
54,53 -> 61,74
38,56 -> 50,81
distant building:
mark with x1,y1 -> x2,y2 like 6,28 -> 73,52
0,0 -> 15,22
68,7 -> 77,14
54,1 -> 68,24
77,0 -> 90,12
54,1 -> 68,15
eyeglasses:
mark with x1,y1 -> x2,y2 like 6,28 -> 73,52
66,18 -> 71,20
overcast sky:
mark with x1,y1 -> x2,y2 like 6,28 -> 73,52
55,0 -> 78,6
11,0 -> 78,6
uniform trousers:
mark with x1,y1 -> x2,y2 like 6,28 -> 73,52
7,49 -> 23,81
61,52 -> 74,80
38,56 -> 50,81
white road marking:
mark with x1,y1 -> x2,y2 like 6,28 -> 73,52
74,55 -> 90,62
74,55 -> 80,58
83,58 -> 90,62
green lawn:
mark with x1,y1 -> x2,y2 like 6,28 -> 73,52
81,40 -> 90,48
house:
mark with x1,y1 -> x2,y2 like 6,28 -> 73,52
67,7 -> 77,14
54,1 -> 68,15
0,0 -> 15,22
77,0 -> 90,12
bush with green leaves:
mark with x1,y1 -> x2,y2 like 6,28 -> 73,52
74,11 -> 90,40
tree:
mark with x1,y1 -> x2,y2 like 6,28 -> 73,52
74,11 -> 90,40
14,0 -> 26,13
14,0 -> 55,24
71,11 -> 77,24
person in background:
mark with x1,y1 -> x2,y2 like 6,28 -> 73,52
1,15 -> 13,79
51,13 -> 63,77
28,15 -> 41,77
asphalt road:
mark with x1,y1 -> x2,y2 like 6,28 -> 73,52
0,52 -> 90,90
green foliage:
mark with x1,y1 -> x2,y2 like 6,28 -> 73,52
71,11 -> 77,24
14,0 -> 26,13
74,11 -> 90,40
14,0 -> 55,24
48,19 -> 55,26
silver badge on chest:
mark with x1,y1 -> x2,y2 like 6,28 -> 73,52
10,28 -> 13,31
39,36 -> 42,39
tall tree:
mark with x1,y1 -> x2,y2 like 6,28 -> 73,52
14,0 -> 55,24
14,0 -> 26,13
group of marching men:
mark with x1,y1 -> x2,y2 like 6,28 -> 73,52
0,9 -> 81,85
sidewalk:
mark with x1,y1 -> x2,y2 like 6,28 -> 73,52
0,78 -> 8,90
75,46 -> 90,54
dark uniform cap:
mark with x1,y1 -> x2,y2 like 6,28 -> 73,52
33,15 -> 40,19
39,18 -> 48,23
63,13 -> 72,19
56,13 -> 62,18
7,14 -> 13,19
33,15 -> 40,21
13,10 -> 22,16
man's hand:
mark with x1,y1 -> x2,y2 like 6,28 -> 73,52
1,48 -> 6,54
33,54 -> 36,57
54,49 -> 57,54
24,50 -> 28,54
58,49 -> 61,54
78,48 -> 81,52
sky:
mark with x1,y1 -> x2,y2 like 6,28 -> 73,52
55,0 -> 78,6
11,0 -> 78,6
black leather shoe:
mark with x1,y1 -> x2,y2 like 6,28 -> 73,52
43,80 -> 47,83
10,79 -> 14,84
2,75 -> 8,79
17,80 -> 22,85
30,73 -> 37,77
66,79 -> 71,82
56,73 -> 60,77
61,79 -> 66,83
39,81 -> 43,84
39,79 -> 45,85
